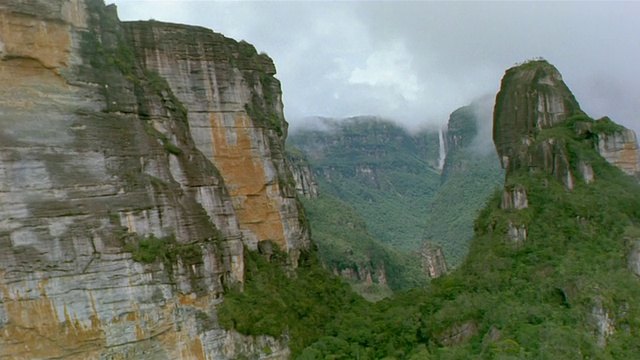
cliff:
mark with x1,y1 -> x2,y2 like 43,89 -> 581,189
420,242 -> 448,279
422,98 -> 504,266
493,60 -> 640,185
493,60 -> 582,174
285,147 -> 319,199
0,1 -> 307,358
122,21 -> 309,255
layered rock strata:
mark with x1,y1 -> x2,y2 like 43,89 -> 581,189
596,128 -> 640,177
0,0 -> 305,358
123,21 -> 309,255
286,148 -> 319,199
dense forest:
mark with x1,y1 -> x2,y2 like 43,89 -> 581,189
220,62 -> 640,359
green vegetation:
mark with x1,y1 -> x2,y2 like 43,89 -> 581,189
290,110 -> 503,270
423,104 -> 504,266
289,118 -> 442,251
423,150 -> 503,267
124,234 -> 172,264
301,194 -> 427,294
124,233 -> 203,266
162,138 -> 183,155
223,114 -> 640,358
218,247 -> 367,357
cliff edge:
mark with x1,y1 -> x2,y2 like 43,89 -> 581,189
0,0 -> 307,358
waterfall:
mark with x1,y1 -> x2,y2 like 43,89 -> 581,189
437,127 -> 446,170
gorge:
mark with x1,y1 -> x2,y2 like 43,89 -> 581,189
1,1 -> 640,359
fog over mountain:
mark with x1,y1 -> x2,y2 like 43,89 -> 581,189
112,1 -> 640,133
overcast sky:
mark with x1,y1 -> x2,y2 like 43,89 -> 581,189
111,1 -> 640,133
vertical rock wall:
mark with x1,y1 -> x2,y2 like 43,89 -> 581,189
123,21 -> 310,256
596,129 -> 640,177
0,0 -> 301,358
493,60 -> 582,174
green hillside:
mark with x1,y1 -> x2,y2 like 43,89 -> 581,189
220,115 -> 640,359
423,100 -> 504,266
220,61 -> 640,359
293,114 -> 640,359
289,117 -> 442,251
300,194 -> 426,299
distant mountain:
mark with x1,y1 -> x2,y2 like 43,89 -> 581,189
289,108 -> 504,273
285,147 -> 426,299
289,117 -> 443,251
294,59 -> 640,359
423,97 -> 504,266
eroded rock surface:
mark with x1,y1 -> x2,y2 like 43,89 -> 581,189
123,21 -> 309,255
493,60 -> 582,174
596,129 -> 640,178
0,0 -> 305,358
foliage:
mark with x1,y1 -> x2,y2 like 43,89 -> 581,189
124,233 -> 204,266
281,114 -> 640,358
217,248 -> 368,357
220,60 -> 640,359
301,194 -> 427,293
124,234 -> 173,264
289,118 -> 443,251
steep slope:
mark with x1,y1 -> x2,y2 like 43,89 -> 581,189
0,1 -> 308,358
285,148 -> 425,300
294,60 -> 640,359
422,98 -> 504,266
288,117 -> 442,251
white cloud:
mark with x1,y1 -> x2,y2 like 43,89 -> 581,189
348,42 -> 423,102
112,1 -> 640,133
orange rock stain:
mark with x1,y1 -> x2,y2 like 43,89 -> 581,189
210,112 -> 286,249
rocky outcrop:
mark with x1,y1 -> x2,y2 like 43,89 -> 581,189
507,222 -> 528,243
500,185 -> 528,210
336,265 -> 387,286
493,60 -> 582,174
596,128 -> 640,178
286,148 -> 319,199
421,242 -> 448,279
494,60 -> 640,191
591,298 -> 615,348
494,60 -> 640,186
0,1 -> 305,358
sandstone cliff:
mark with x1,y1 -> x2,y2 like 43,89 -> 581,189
494,59 -> 640,195
480,59 -> 640,349
0,1 -> 306,358
123,21 -> 309,256
493,60 -> 582,175
286,147 -> 319,199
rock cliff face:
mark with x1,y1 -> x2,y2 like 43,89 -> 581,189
596,127 -> 640,177
286,149 -> 319,199
0,1 -> 305,358
493,60 -> 582,175
420,242 -> 447,279
494,60 -> 640,182
123,20 -> 309,257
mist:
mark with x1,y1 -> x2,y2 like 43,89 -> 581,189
111,1 -> 640,134
467,95 -> 498,157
